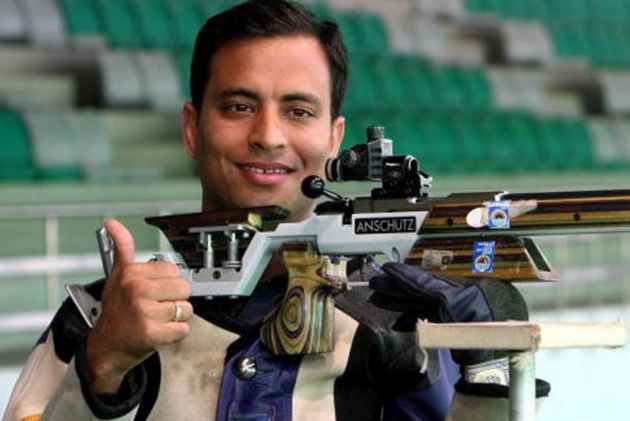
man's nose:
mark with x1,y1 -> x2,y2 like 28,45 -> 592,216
248,108 -> 288,151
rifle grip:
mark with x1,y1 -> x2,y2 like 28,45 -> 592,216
261,242 -> 346,355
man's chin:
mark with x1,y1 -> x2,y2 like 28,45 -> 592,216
233,194 -> 292,210
202,189 -> 312,220
237,197 -> 314,221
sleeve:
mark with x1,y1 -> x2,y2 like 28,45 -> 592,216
2,282 -> 148,421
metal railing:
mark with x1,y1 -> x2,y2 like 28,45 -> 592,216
0,200 -> 198,336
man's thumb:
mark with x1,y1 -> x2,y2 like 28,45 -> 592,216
103,218 -> 135,267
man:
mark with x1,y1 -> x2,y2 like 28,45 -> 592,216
4,1 -> 541,420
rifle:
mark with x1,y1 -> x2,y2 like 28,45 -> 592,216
134,126 -> 630,354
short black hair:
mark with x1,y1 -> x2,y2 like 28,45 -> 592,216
190,0 -> 348,119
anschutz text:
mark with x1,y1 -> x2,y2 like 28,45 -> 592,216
354,217 -> 417,235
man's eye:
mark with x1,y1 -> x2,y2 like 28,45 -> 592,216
288,108 -> 315,119
225,103 -> 254,113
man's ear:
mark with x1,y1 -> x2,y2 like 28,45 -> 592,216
182,102 -> 200,160
330,115 -> 345,158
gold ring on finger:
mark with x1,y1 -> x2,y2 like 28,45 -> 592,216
173,301 -> 183,322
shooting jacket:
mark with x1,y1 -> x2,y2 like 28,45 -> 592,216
3,279 -> 517,421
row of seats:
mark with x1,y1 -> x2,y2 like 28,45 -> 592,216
54,0 -> 389,54
548,22 -> 630,68
51,0 -> 630,72
56,0 -> 241,49
345,55 -> 492,111
466,0 -> 630,68
0,109 -> 187,182
2,107 -> 603,182
98,50 -> 494,112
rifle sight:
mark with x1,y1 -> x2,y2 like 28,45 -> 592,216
324,125 -> 433,199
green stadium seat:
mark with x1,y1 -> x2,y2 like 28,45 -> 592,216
500,112 -> 541,171
354,12 -> 389,53
335,13 -> 362,53
431,66 -> 467,109
56,0 -> 102,36
174,51 -> 193,99
194,0 -> 228,18
94,0 -> 143,49
588,23 -> 617,68
345,54 -> 380,111
465,0 -> 495,15
473,112 -> 517,173
406,58 -> 439,108
128,0 -> 177,50
459,69 -> 493,109
0,109 -> 33,167
447,113 -> 484,172
594,0 -> 629,21
535,118 -> 575,170
0,109 -> 36,181
307,4 -> 334,19
503,0 -> 547,19
413,113 -> 458,173
548,21 -> 590,59
563,118 -> 594,168
542,0 -> 580,18
514,113 -> 544,171
373,57 -> 411,110
163,0 -> 205,49
334,11 -> 389,54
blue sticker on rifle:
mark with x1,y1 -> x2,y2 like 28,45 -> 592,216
488,202 -> 510,229
473,241 -> 495,273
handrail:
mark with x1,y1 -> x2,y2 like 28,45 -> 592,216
0,200 -> 199,218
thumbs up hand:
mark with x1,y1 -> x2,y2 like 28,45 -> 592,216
86,219 -> 193,394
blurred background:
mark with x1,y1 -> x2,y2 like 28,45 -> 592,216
1,0 -> 630,419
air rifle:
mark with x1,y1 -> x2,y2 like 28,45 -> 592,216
70,126 -> 630,354
145,126 -> 630,295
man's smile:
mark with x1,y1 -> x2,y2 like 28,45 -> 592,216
237,162 -> 296,186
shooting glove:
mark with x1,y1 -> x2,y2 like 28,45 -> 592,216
369,262 -> 550,406
368,262 -> 529,379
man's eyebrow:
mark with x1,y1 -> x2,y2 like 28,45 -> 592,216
216,88 -> 260,101
281,92 -> 321,108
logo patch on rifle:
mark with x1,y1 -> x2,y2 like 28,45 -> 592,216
488,202 -> 510,229
354,217 -> 417,235
472,241 -> 495,273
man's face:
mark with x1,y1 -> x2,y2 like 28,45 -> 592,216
182,35 -> 345,221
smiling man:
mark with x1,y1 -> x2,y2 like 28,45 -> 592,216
182,33 -> 344,220
3,2 -> 538,421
